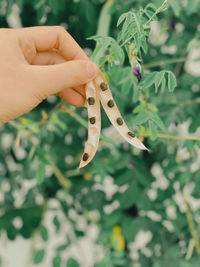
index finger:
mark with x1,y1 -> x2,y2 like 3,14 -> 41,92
18,26 -> 89,61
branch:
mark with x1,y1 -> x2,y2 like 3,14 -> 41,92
182,192 -> 200,254
143,57 -> 187,68
157,133 -> 200,141
144,0 -> 168,26
141,132 -> 200,141
120,32 -> 136,48
44,154 -> 71,191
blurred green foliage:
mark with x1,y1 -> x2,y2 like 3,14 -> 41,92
1,0 -> 200,266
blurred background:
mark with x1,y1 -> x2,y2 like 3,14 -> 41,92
1,0 -> 200,266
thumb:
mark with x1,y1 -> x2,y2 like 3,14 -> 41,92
26,60 -> 98,98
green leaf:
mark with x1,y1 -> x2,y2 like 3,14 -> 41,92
36,162 -> 46,185
149,121 -> 158,140
28,146 -> 36,161
40,226 -> 48,242
119,181 -> 140,209
88,35 -> 112,64
167,71 -> 177,92
121,12 -> 135,41
168,0 -> 182,16
142,72 -> 157,89
19,118 -> 39,133
132,88 -> 140,103
186,0 -> 200,15
148,103 -> 158,112
150,112 -> 165,130
141,36 -> 148,54
160,76 -> 166,93
33,249 -> 45,264
95,255 -> 112,267
53,255 -> 61,267
66,258 -> 79,267
53,216 -> 60,232
144,3 -> 157,13
132,111 -> 149,125
154,71 -> 165,92
91,43 -> 103,62
133,103 -> 145,114
110,40 -> 125,64
121,78 -> 132,95
117,12 -> 128,27
51,113 -> 67,131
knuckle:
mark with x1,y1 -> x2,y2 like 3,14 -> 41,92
55,25 -> 66,34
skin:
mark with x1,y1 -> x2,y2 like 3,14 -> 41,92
0,26 -> 98,124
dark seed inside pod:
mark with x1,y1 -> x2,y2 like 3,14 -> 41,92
107,100 -> 114,108
128,131 -> 135,138
89,117 -> 96,124
100,82 -> 108,91
88,97 -> 95,105
116,117 -> 123,125
83,153 -> 89,161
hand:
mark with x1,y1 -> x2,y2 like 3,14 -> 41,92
0,26 -> 98,124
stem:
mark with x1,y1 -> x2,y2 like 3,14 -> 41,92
96,0 -> 114,36
157,133 -> 200,141
185,239 -> 195,260
143,57 -> 187,68
120,32 -> 136,48
44,154 -> 71,191
99,55 -> 109,69
144,0 -> 168,26
182,192 -> 200,254
141,132 -> 200,141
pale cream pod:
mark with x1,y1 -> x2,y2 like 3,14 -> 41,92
95,72 -> 148,151
79,81 -> 101,168
79,71 -> 148,168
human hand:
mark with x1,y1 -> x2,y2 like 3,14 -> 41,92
0,26 -> 98,124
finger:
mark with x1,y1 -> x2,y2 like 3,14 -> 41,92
25,60 -> 98,100
73,85 -> 86,98
32,52 -> 86,98
58,88 -> 85,107
18,26 -> 89,61
32,51 -> 66,65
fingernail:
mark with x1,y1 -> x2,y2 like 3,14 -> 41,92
87,63 -> 97,79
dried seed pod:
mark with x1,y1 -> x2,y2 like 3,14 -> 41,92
79,70 -> 148,168
79,81 -> 101,168
94,72 -> 148,151
107,100 -> 114,108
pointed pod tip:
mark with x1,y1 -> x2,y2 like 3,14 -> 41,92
79,161 -> 87,169
78,162 -> 82,169
132,137 -> 149,151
